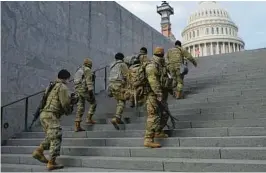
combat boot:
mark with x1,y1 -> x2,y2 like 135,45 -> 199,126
86,114 -> 96,124
176,91 -> 184,99
32,146 -> 48,163
154,131 -> 168,138
74,121 -> 85,132
47,157 -> 64,171
144,138 -> 161,148
111,117 -> 123,130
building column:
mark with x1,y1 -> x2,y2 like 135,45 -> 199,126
233,43 -> 236,52
223,42 -> 225,53
228,42 -> 231,53
216,42 -> 219,54
204,43 -> 207,56
193,45 -> 195,57
210,42 -> 213,55
238,44 -> 241,51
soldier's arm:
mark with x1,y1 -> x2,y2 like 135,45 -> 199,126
58,85 -> 72,115
183,49 -> 197,67
121,63 -> 129,81
145,64 -> 162,96
84,67 -> 94,91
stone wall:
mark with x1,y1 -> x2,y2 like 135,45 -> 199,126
1,1 -> 173,142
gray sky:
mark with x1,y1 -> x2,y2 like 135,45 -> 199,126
117,1 -> 266,50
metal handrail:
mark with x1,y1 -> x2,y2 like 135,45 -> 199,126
1,65 -> 109,132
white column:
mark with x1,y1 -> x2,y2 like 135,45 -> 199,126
238,44 -> 241,51
233,43 -> 236,52
223,42 -> 225,53
210,42 -> 213,55
216,42 -> 219,54
193,45 -> 195,57
204,43 -> 207,56
228,42 -> 231,53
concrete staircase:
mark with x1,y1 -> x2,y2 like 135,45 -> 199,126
1,48 -> 266,172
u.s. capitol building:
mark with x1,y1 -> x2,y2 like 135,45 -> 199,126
181,1 -> 245,57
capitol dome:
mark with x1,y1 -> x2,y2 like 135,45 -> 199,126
181,1 -> 245,57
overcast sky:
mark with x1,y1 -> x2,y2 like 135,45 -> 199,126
117,1 -> 266,50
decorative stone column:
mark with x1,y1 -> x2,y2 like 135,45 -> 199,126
204,43 -> 207,56
210,42 -> 213,55
216,42 -> 219,54
233,43 -> 236,52
223,42 -> 225,53
228,42 -> 231,53
193,45 -> 195,57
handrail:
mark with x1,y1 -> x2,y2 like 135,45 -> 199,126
1,64 -> 110,133
1,65 -> 109,108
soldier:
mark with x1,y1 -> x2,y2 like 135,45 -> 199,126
127,47 -> 150,108
74,58 -> 97,132
124,47 -> 150,68
166,40 -> 197,99
32,69 -> 74,170
144,47 -> 172,148
138,47 -> 149,64
108,53 -> 130,130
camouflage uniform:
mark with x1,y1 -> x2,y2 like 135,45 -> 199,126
32,78 -> 73,170
128,50 -> 150,107
74,58 -> 97,132
108,56 -> 130,130
144,47 -> 171,148
166,45 -> 197,99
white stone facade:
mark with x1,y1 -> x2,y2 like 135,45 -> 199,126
181,1 -> 245,57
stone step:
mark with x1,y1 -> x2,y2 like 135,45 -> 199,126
175,94 -> 266,105
185,72 -> 266,83
168,97 -> 265,109
2,154 -> 266,172
0,163 -> 148,172
5,135 -> 266,147
18,119 -> 266,138
185,76 -> 266,86
184,88 -> 266,98
2,146 -> 266,160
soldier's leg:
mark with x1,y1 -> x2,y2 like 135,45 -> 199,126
169,67 -> 178,92
46,127 -> 64,170
176,69 -> 184,99
111,99 -> 125,130
75,96 -> 85,132
144,96 -> 161,148
32,116 -> 49,163
86,94 -> 97,124
155,92 -> 169,138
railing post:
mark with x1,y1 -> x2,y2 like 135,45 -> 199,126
24,98 -> 29,132
104,67 -> 107,90
1,107 -> 3,127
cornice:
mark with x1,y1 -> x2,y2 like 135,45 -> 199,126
183,37 -> 245,47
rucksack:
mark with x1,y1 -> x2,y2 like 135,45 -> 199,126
128,63 -> 146,88
108,60 -> 124,82
74,66 -> 84,84
124,54 -> 141,67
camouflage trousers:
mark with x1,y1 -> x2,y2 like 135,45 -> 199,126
108,83 -> 130,119
158,91 -> 170,132
144,92 -> 170,140
39,112 -> 62,158
168,66 -> 184,92
75,92 -> 97,122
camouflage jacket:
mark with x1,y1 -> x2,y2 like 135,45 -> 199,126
75,65 -> 94,92
108,60 -> 129,85
42,79 -> 73,117
166,45 -> 197,67
145,55 -> 170,96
